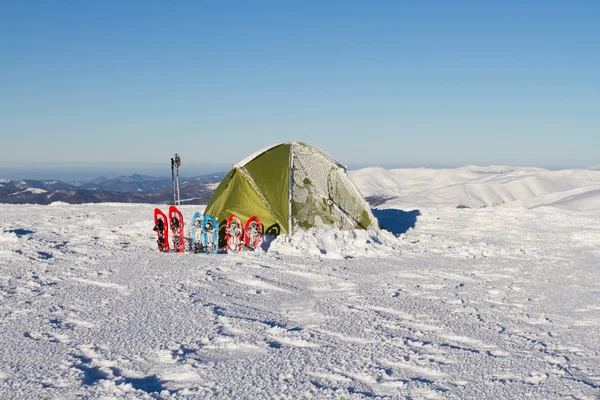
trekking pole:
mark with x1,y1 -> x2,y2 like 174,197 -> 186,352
174,153 -> 182,206
171,157 -> 176,206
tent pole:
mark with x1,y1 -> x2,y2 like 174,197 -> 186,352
287,143 -> 294,240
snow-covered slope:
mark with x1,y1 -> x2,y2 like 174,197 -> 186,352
1,202 -> 599,399
351,166 -> 600,211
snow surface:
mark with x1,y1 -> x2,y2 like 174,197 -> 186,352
1,167 -> 600,399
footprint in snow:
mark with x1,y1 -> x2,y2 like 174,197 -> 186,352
24,330 -> 70,343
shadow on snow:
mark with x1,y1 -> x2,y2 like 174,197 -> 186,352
372,208 -> 421,236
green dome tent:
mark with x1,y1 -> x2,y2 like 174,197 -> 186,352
204,142 -> 378,240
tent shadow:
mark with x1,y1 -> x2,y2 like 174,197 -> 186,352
372,208 -> 421,236
259,224 -> 281,252
260,234 -> 278,252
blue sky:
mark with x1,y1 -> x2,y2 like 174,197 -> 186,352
1,1 -> 599,178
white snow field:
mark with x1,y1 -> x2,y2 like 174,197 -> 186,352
1,167 -> 599,399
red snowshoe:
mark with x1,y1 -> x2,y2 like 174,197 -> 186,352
153,208 -> 169,252
244,216 -> 263,250
225,215 -> 243,253
169,205 -> 184,253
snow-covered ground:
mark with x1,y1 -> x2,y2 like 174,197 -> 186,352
1,167 -> 599,399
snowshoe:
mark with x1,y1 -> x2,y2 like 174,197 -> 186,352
169,206 -> 184,253
201,215 -> 219,254
244,216 -> 263,250
153,208 -> 169,252
226,215 -> 243,253
190,212 -> 203,253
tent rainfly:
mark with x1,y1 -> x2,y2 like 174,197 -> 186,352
204,142 -> 379,240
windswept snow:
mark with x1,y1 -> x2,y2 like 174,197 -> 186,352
351,166 -> 600,211
0,195 -> 599,398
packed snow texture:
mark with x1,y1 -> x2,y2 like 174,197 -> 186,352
1,166 -> 600,399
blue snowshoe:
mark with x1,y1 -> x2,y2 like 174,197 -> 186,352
201,215 -> 219,254
190,212 -> 203,253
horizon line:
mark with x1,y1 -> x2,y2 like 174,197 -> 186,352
1,163 -> 600,182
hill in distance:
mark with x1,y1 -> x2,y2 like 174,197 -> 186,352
0,172 -> 227,205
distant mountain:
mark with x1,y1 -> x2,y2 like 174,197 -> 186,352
0,179 -> 79,191
78,178 -> 172,193
457,165 -> 548,174
76,173 -> 226,193
0,172 -> 227,205
113,174 -> 168,182
87,176 -> 109,185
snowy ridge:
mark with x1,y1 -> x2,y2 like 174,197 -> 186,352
7,188 -> 48,196
457,165 -> 548,174
351,166 -> 600,211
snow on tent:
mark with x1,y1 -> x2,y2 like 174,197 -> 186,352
204,142 -> 379,242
